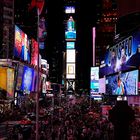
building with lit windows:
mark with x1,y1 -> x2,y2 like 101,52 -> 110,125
0,0 -> 14,59
96,0 -> 117,66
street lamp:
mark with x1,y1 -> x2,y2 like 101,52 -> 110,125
36,8 -> 40,140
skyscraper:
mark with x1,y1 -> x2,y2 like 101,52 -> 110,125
0,0 -> 14,59
96,0 -> 117,66
46,0 -> 64,83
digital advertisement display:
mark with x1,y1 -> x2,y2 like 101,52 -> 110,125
0,68 -> 14,98
16,65 -> 24,91
31,70 -> 38,92
106,70 -> 138,96
99,78 -> 106,93
0,68 -> 7,93
7,68 -> 15,97
39,17 -> 47,49
100,30 -> 140,77
65,6 -> 75,14
66,49 -> 75,63
65,16 -> 76,41
21,66 -> 34,92
66,63 -> 75,79
67,16 -> 75,31
14,26 -> 22,58
14,25 -> 30,62
66,42 -> 75,49
90,67 -> 99,94
31,38 -> 39,66
65,31 -> 76,40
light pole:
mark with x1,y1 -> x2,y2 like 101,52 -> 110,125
36,7 -> 40,140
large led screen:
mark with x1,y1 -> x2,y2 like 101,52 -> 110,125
39,17 -> 47,49
66,63 -> 75,79
99,78 -> 106,93
21,66 -> 34,92
0,68 -> 7,92
14,25 -> 30,62
65,31 -> 76,40
31,38 -> 39,66
66,42 -> 75,49
106,70 -> 138,96
7,68 -> 15,97
16,65 -> 24,91
65,6 -> 75,14
0,68 -> 14,98
90,67 -> 99,94
65,16 -> 76,40
100,30 -> 140,77
66,49 -> 75,63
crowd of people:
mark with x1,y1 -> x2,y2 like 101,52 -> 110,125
1,95 -> 140,140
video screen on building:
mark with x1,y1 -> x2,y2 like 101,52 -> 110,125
0,68 -> 14,98
90,67 -> 99,94
65,6 -> 75,14
7,68 -> 15,97
66,42 -> 75,49
106,70 -> 138,96
66,63 -> 75,79
65,16 -> 76,41
100,30 -> 140,77
99,78 -> 106,93
31,38 -> 39,66
14,25 -> 30,63
66,49 -> 75,63
65,30 -> 76,40
21,66 -> 34,93
16,65 -> 24,91
39,17 -> 47,49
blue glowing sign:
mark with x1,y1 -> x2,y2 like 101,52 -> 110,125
21,66 -> 34,92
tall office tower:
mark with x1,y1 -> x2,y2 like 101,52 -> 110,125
63,0 -> 77,93
96,0 -> 117,66
0,0 -> 14,59
116,0 -> 140,38
46,0 -> 64,83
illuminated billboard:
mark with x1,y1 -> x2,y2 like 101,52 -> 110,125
99,77 -> 106,93
65,31 -> 76,41
31,38 -> 39,66
21,66 -> 34,92
90,67 -> 99,94
66,49 -> 75,63
0,68 -> 14,98
39,17 -> 47,49
65,6 -> 75,14
16,65 -> 24,91
106,69 -> 138,96
66,63 -> 75,79
66,42 -> 75,49
14,25 -> 30,62
100,30 -> 140,77
65,16 -> 76,41
7,68 -> 15,97
14,26 -> 22,58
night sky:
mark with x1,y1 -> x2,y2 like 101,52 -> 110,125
45,0 -> 97,89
